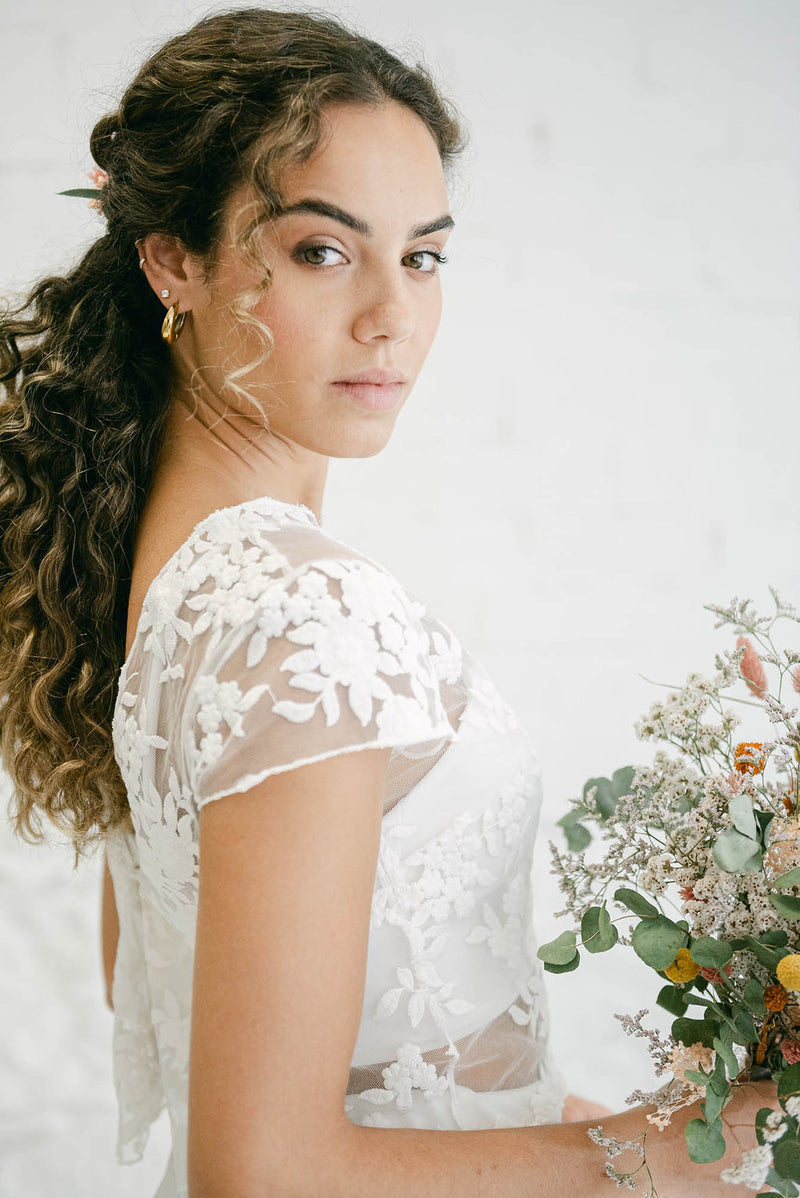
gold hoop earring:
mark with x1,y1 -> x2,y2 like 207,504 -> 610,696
161,301 -> 186,344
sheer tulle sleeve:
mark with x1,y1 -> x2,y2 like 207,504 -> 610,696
181,556 -> 458,808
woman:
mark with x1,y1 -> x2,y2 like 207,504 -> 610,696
0,8 -> 777,1196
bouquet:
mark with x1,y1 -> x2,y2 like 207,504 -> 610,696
539,590 -> 800,1194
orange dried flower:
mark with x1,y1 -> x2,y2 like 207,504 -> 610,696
736,636 -> 767,697
765,984 -> 789,1012
734,742 -> 766,776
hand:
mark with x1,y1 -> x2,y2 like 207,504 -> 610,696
562,1092 -> 613,1122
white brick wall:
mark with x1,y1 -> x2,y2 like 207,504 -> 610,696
1,1 -> 799,1192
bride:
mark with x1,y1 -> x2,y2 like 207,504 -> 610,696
0,8 -> 777,1196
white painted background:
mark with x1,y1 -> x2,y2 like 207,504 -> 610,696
1,1 -> 799,1193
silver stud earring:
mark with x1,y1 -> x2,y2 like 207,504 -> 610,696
161,289 -> 170,298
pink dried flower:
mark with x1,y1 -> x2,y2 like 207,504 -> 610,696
669,1042 -> 714,1084
699,964 -> 732,987
781,1038 -> 800,1065
793,666 -> 800,695
86,168 -> 108,211
736,636 -> 767,697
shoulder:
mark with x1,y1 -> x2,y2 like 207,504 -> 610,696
137,502 -> 430,677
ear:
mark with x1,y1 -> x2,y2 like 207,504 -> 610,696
139,232 -> 203,312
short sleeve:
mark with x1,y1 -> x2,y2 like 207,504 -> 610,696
180,556 -> 458,808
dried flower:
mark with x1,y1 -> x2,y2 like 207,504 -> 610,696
781,1038 -> 800,1065
736,636 -> 767,697
764,984 -> 789,1012
699,963 -> 732,987
669,1042 -> 714,1085
664,947 -> 700,984
793,665 -> 800,695
734,741 -> 766,776
777,955 -> 800,992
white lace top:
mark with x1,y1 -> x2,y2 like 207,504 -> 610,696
105,495 -> 566,1196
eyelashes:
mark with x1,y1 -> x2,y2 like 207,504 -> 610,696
292,243 -> 449,274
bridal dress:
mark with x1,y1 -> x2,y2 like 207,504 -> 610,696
104,495 -> 567,1197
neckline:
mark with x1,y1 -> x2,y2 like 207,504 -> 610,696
119,495 -> 320,684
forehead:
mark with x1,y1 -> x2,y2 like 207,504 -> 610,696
278,101 -> 449,212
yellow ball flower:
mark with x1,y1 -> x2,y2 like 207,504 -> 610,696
665,948 -> 700,984
776,955 -> 800,993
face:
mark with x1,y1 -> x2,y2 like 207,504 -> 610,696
179,100 -> 453,460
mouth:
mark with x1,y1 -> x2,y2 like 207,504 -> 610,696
331,377 -> 405,411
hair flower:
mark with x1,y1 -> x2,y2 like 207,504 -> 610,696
58,168 -> 109,209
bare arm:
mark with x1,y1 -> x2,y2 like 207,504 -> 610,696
187,747 -> 777,1198
100,848 -> 119,1011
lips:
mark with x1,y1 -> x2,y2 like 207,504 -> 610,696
333,369 -> 406,385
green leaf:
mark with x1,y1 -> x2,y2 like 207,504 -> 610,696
685,1117 -> 726,1163
584,776 -> 616,819
632,916 -> 686,970
762,930 -> 790,947
713,827 -> 763,873
673,1017 -> 718,1049
733,1009 -> 758,1045
779,1063 -> 800,1104
775,868 -> 800,890
702,1082 -> 729,1125
684,1068 -> 712,1087
581,905 -> 619,954
537,930 -> 578,966
611,766 -> 636,800
729,793 -> 758,840
770,894 -> 800,920
560,821 -> 592,852
613,887 -> 659,919
709,1053 -> 730,1096
743,936 -> 783,970
543,952 -> 581,974
774,1138 -> 800,1183
743,977 -> 767,1016
690,936 -> 733,969
57,188 -> 104,198
657,984 -> 688,1016
713,1035 -> 740,1080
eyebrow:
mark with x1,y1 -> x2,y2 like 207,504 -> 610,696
272,198 -> 455,239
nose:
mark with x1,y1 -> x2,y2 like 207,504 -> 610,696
350,271 -> 415,346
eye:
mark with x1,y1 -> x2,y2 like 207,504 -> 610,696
293,243 -> 346,267
405,249 -> 449,274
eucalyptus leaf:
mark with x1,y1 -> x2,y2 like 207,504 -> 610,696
543,952 -> 581,974
690,936 -> 733,969
583,776 -> 616,819
613,888 -> 659,919
672,1017 -> 718,1049
632,917 -> 686,970
561,821 -> 592,853
729,793 -> 758,840
770,894 -> 800,920
685,1117 -> 726,1164
713,1036 -> 739,1080
743,977 -> 767,1016
775,867 -> 800,890
537,930 -> 578,966
773,1138 -> 800,1183
778,1063 -> 800,1104
611,766 -> 636,799
657,984 -> 688,1017
703,1083 -> 729,1125
713,827 -> 763,873
581,905 -> 619,954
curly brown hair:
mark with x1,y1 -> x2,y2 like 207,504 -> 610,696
0,6 -> 467,865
